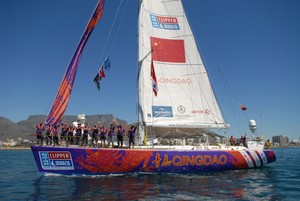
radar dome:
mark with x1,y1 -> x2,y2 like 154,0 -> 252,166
249,119 -> 257,133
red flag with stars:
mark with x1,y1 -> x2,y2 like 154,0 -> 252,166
150,36 -> 185,63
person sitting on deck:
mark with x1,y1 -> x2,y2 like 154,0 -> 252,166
99,125 -> 107,148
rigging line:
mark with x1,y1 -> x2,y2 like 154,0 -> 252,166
97,0 -> 125,64
165,1 -> 222,124
79,0 -> 125,116
216,65 -> 242,134
107,0 -> 129,55
184,0 -> 241,129
216,62 -> 250,123
182,0 -> 225,124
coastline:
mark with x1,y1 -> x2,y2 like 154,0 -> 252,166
0,146 -> 31,150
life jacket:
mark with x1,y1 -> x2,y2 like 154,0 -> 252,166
101,126 -> 107,134
83,126 -> 89,135
76,127 -> 82,136
53,126 -> 59,136
92,126 -> 99,135
46,126 -> 52,135
36,124 -> 44,134
118,126 -> 125,135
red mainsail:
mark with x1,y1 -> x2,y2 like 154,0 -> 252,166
46,0 -> 105,126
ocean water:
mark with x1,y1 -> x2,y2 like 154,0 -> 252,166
0,148 -> 299,201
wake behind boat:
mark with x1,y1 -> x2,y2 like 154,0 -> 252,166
31,0 -> 276,175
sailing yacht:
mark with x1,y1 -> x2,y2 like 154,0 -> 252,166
31,0 -> 276,175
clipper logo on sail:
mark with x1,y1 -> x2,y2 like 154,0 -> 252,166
150,14 -> 180,30
152,106 -> 173,118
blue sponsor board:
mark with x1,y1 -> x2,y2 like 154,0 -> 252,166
39,151 -> 74,170
152,106 -> 173,118
150,14 -> 180,30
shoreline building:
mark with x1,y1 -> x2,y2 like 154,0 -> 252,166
272,135 -> 289,147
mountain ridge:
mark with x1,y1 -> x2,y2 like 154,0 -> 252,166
0,115 -> 220,141
0,114 -> 127,141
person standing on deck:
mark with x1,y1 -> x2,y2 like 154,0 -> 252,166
66,125 -> 74,147
75,123 -> 82,146
33,122 -> 44,146
61,121 -> 69,145
107,122 -> 115,148
45,124 -> 52,146
82,123 -> 89,147
128,124 -> 137,149
52,124 -> 60,146
265,139 -> 271,149
241,134 -> 247,147
99,125 -> 107,148
91,123 -> 99,147
229,136 -> 236,146
115,119 -> 125,148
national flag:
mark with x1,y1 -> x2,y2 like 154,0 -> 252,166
151,58 -> 158,96
93,73 -> 100,90
150,36 -> 185,63
104,57 -> 110,71
239,104 -> 247,111
93,66 -> 105,91
99,66 -> 105,80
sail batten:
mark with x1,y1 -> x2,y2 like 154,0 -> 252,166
45,0 -> 105,126
138,0 -> 228,143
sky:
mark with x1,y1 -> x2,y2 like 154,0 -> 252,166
0,0 -> 299,141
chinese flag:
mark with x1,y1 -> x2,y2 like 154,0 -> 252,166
150,36 -> 185,63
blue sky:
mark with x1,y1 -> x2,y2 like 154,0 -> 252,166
0,0 -> 299,141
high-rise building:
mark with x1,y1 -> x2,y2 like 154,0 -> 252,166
272,135 -> 289,146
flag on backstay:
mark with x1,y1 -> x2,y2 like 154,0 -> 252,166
93,57 -> 110,91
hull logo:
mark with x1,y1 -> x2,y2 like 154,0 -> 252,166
39,151 -> 74,170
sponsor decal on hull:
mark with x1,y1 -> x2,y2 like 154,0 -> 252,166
39,151 -> 74,170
